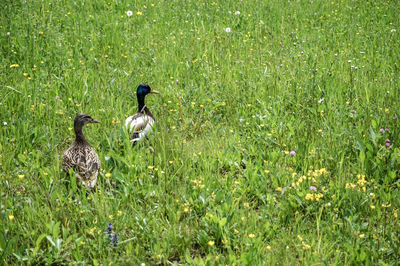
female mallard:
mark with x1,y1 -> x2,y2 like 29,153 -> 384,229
62,113 -> 100,189
125,84 -> 159,144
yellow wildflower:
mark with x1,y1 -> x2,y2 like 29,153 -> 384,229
305,193 -> 314,201
105,173 -> 112,178
89,227 -> 96,235
9,215 -> 14,220
302,241 -> 311,249
208,240 -> 215,246
315,193 -> 324,201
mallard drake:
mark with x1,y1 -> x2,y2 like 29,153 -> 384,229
62,113 -> 100,189
125,84 -> 159,144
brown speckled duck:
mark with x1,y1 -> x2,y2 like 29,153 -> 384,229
62,113 -> 100,189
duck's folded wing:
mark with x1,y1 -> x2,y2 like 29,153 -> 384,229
84,149 -> 100,179
125,113 -> 154,141
62,152 -> 73,173
125,113 -> 142,133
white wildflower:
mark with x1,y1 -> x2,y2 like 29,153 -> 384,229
126,10 -> 133,17
224,27 -> 231,33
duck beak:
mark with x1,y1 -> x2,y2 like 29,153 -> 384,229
90,119 -> 100,124
150,90 -> 160,94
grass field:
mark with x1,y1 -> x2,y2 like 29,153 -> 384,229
1,0 -> 400,264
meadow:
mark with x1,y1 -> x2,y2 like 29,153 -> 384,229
1,0 -> 400,264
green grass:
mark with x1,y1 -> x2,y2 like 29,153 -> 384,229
1,0 -> 400,264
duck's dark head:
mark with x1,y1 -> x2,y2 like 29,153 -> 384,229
136,84 -> 159,111
137,84 -> 159,97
